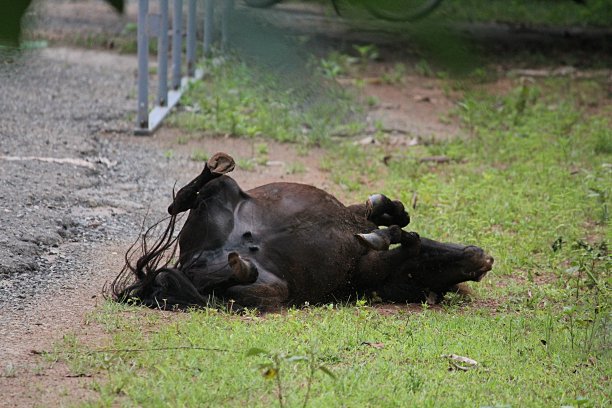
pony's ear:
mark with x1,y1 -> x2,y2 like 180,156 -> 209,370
167,152 -> 235,215
207,152 -> 235,175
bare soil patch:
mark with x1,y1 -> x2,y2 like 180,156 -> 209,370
135,127 -> 338,195
362,73 -> 461,141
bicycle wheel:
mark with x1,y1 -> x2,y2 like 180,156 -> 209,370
243,0 -> 283,8
365,0 -> 443,22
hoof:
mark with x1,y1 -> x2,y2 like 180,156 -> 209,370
366,194 -> 410,227
367,194 -> 384,207
366,194 -> 386,218
228,252 -> 258,283
356,231 -> 390,251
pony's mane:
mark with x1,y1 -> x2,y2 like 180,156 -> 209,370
106,213 -> 182,303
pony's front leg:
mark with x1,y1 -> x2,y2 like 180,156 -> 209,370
354,229 -> 421,287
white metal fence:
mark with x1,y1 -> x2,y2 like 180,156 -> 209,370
135,0 -> 232,135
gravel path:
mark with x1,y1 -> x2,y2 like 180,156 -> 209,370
0,45 -> 173,348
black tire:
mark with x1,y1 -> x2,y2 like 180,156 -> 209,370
365,0 -> 443,22
243,0 -> 283,8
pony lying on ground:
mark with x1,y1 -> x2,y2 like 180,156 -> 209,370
111,152 -> 493,310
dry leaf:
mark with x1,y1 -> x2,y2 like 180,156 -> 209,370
442,354 -> 478,371
362,341 -> 385,349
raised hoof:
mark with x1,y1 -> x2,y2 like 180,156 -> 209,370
356,232 -> 390,251
228,252 -> 258,284
366,194 -> 410,228
366,194 -> 386,218
368,193 -> 384,206
208,152 -> 235,175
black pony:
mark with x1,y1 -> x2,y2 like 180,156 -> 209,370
111,152 -> 493,310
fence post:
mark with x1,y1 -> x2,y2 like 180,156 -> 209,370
187,0 -> 197,77
136,0 -> 214,134
137,0 -> 149,128
157,0 -> 169,106
172,0 -> 183,90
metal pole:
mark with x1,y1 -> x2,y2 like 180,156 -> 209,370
137,0 -> 149,129
157,0 -> 169,106
186,0 -> 197,77
172,0 -> 183,90
203,0 -> 213,57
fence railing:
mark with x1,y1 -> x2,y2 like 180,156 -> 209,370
135,0 -> 232,135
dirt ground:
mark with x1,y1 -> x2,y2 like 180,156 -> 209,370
1,1 -> 609,406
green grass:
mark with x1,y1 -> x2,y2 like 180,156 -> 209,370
190,149 -> 209,162
56,300 -> 609,407
54,64 -> 610,406
167,56 -> 361,146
